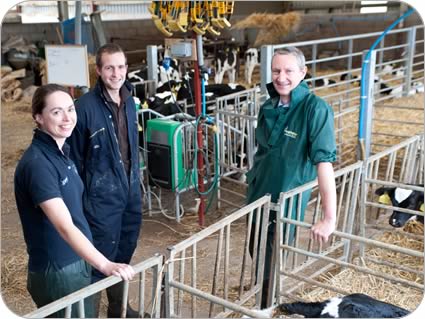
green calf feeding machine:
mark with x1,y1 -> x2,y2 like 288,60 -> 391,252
146,118 -> 193,190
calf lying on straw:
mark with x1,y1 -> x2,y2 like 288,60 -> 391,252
245,293 -> 409,318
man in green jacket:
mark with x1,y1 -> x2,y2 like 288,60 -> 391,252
246,46 -> 337,308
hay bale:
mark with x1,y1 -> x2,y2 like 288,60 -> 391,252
2,87 -> 23,102
88,55 -> 97,89
1,65 -> 13,76
39,59 -> 47,85
232,12 -> 300,46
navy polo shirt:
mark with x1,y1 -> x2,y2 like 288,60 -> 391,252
14,129 -> 93,272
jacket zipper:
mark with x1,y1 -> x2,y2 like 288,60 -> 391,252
89,127 -> 105,139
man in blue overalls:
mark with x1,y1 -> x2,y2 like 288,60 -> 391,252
246,46 -> 337,308
68,43 -> 142,317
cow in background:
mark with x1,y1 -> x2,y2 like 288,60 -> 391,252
214,47 -> 238,84
128,58 -> 182,102
305,73 -> 336,87
339,73 -> 394,96
158,57 -> 181,84
375,185 -> 424,228
244,48 -> 260,85
178,70 -> 246,108
128,66 -> 149,102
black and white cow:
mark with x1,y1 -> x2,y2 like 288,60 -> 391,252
246,293 -> 409,318
158,58 -> 181,84
375,185 -> 424,228
178,70 -> 246,106
128,66 -> 149,102
305,73 -> 336,87
339,73 -> 394,96
409,81 -> 424,94
214,48 -> 238,84
128,57 -> 181,85
244,48 -> 260,85
144,90 -> 183,116
128,58 -> 182,102
381,63 -> 405,78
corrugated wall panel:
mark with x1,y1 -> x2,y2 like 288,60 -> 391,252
291,1 -> 358,10
97,2 -> 151,20
19,1 -> 151,23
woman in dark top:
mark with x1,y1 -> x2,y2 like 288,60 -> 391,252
14,84 -> 135,317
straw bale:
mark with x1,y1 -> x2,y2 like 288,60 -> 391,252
88,54 -> 97,88
232,12 -> 300,47
2,86 -> 23,102
1,65 -> 13,76
39,59 -> 47,85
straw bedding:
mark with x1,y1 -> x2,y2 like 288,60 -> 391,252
297,221 -> 424,312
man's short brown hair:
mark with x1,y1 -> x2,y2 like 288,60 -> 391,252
95,43 -> 127,68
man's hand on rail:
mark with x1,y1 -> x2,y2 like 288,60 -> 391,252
310,217 -> 336,245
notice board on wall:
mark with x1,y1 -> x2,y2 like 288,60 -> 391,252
45,44 -> 90,87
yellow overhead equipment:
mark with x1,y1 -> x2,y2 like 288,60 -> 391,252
150,0 -> 234,37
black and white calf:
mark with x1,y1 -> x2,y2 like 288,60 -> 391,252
305,73 -> 336,88
375,185 -> 424,228
177,71 -> 246,106
244,48 -> 260,85
247,293 -> 409,318
144,90 -> 182,116
339,73 -> 394,96
214,48 -> 238,84
381,63 -> 405,78
410,81 -> 424,94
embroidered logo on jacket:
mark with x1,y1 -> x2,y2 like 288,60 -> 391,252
284,127 -> 298,139
61,176 -> 69,186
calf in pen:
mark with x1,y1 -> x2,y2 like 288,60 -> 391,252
272,161 -> 423,316
375,184 -> 424,227
362,134 -> 424,232
246,293 -> 409,318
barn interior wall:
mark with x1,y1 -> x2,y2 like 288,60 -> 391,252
1,10 -> 422,68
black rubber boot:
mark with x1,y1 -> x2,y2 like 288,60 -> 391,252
106,282 -> 140,318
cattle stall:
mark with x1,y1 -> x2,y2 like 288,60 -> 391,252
360,134 -> 424,242
24,255 -> 164,318
214,88 -> 260,210
270,136 -> 424,314
165,195 -> 271,318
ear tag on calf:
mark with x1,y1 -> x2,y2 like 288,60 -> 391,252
378,193 -> 392,205
420,203 -> 424,212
